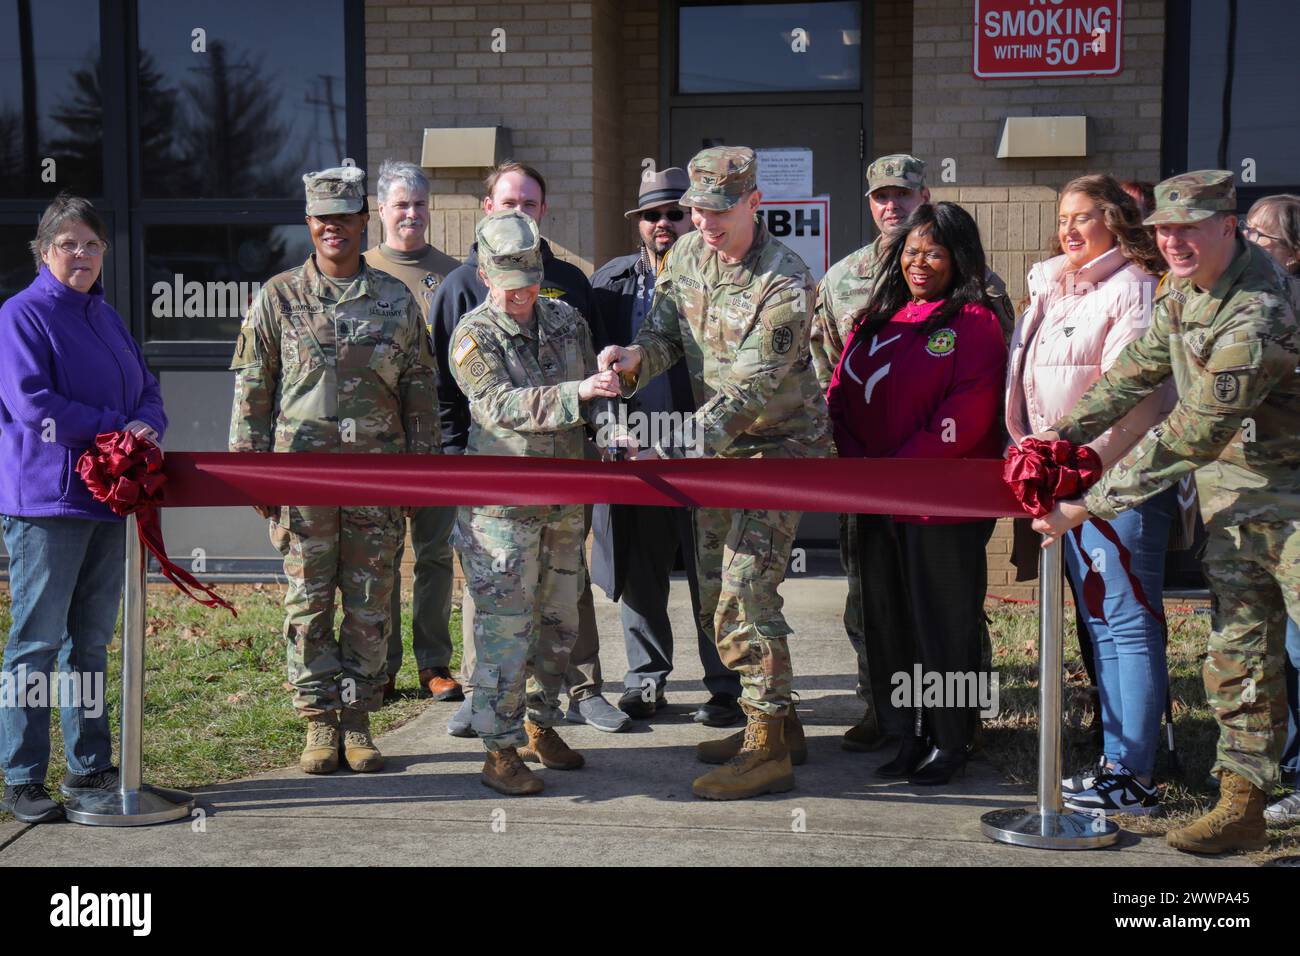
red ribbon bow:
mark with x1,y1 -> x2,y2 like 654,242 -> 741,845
1003,437 -> 1164,628
77,431 -> 236,616
1002,437 -> 1103,519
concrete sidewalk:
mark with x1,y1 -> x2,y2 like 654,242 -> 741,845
0,580 -> 1245,867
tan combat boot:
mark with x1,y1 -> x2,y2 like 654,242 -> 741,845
1166,771 -> 1270,854
300,713 -> 340,775
692,705 -> 796,800
339,709 -> 385,772
482,747 -> 544,796
697,706 -> 806,766
518,720 -> 585,770
842,708 -> 894,753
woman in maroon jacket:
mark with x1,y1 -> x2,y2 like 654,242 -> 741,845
827,202 -> 1007,785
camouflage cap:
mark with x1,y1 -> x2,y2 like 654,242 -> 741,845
304,166 -> 367,216
866,154 -> 925,196
679,147 -> 758,211
1144,170 -> 1237,225
475,209 -> 542,290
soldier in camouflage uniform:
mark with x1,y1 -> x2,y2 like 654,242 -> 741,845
229,166 -> 439,775
811,154 -> 1016,754
450,210 -> 621,796
600,147 -> 833,800
1035,170 -> 1300,853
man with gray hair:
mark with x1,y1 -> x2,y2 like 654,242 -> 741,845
364,159 -> 463,703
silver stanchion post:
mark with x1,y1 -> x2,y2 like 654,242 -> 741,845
980,536 -> 1119,849
63,513 -> 196,826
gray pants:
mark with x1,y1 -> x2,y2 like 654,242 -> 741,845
622,504 -> 739,698
459,504 -> 603,701
387,506 -> 456,675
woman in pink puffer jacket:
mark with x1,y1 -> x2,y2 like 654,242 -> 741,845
1006,174 -> 1178,817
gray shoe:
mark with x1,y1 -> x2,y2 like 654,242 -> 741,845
446,697 -> 474,738
566,695 -> 632,733
1264,790 -> 1300,825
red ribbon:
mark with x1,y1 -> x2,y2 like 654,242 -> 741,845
76,432 -> 236,616
156,452 -> 1027,516
1003,438 -> 1165,627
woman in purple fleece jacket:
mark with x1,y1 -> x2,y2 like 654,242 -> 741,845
0,194 -> 166,824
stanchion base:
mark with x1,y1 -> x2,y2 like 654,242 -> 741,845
981,806 -> 1120,849
63,784 -> 195,827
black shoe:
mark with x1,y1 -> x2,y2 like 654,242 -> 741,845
875,735 -> 930,778
693,693 -> 744,727
908,746 -> 969,786
2,783 -> 64,823
61,767 -> 120,797
617,687 -> 665,719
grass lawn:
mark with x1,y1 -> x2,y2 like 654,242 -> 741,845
982,598 -> 1299,864
0,583 -> 460,800
1,584 -> 1296,862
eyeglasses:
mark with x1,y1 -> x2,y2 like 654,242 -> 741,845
54,239 -> 108,257
1243,224 -> 1281,244
641,209 -> 686,223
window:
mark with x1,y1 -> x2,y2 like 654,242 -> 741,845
144,223 -> 313,341
678,1 -> 861,93
1165,0 -> 1300,197
0,0 -> 102,199
137,1 -> 349,199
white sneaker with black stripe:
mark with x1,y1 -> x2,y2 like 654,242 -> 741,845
1065,762 -> 1159,816
1062,755 -> 1107,797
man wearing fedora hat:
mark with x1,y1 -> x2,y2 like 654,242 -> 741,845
590,167 -> 744,728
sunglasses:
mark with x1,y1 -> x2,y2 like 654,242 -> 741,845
640,209 -> 686,223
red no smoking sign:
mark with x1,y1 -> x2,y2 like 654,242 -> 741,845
974,0 -> 1123,79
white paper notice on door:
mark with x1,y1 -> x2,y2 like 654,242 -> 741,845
755,148 -> 812,199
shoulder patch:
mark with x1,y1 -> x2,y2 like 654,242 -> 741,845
453,333 -> 479,366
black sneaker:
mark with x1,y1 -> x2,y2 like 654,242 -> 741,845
2,783 -> 65,823
1065,762 -> 1159,816
1062,755 -> 1107,796
61,767 -> 120,797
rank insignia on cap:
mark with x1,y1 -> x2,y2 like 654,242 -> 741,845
453,333 -> 478,366
1169,192 -> 1180,201
925,328 -> 957,356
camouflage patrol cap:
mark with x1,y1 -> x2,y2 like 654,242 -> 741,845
866,154 -> 926,196
679,146 -> 758,211
1144,170 -> 1237,225
475,209 -> 543,290
304,166 -> 367,216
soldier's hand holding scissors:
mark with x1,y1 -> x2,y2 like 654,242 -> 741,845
578,369 -> 621,401
597,344 -> 643,377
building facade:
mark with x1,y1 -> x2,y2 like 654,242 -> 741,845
1,0 -> 1296,596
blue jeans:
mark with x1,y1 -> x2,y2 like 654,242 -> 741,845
1,515 -> 124,786
1063,488 -> 1176,779
1283,617 -> 1300,787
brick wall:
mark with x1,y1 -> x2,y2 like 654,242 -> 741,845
910,0 -> 1165,188
364,0 -> 601,270
871,0 -> 913,159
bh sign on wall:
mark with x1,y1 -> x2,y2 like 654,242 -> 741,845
974,0 -> 1122,79
758,197 -> 830,281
